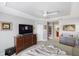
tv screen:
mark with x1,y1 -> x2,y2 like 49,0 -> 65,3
19,24 -> 33,34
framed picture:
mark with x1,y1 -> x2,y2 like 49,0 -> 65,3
1,22 -> 11,30
63,24 -> 75,31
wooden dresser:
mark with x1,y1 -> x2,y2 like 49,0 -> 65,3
15,34 -> 37,54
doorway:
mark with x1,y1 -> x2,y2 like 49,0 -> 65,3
47,21 -> 59,41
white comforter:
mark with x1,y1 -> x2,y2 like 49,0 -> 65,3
13,45 -> 67,56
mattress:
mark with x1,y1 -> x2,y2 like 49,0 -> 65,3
12,44 -> 67,56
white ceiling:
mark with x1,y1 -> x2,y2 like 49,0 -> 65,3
5,2 -> 72,19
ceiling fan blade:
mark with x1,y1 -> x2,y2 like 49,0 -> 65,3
47,10 -> 59,14
38,9 -> 59,18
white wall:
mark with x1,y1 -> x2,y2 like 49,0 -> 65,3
35,20 -> 47,41
70,2 -> 79,17
0,12 -> 35,54
59,18 -> 79,36
59,2 -> 79,36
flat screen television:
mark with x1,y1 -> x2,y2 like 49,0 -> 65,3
19,24 -> 33,34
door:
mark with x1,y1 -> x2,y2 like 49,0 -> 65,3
36,24 -> 43,41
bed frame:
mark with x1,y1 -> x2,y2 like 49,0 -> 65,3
15,34 -> 37,54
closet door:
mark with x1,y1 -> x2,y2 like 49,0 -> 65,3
36,25 -> 43,41
36,24 -> 47,41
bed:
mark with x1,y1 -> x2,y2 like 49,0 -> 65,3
13,44 -> 67,56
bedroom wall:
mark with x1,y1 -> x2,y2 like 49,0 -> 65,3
0,12 -> 35,55
70,2 -> 79,17
59,2 -> 79,36
59,18 -> 79,37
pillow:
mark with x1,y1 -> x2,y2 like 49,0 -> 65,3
61,33 -> 73,38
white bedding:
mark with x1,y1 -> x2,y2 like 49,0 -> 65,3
13,44 -> 67,56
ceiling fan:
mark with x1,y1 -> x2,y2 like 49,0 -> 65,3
42,10 -> 59,18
